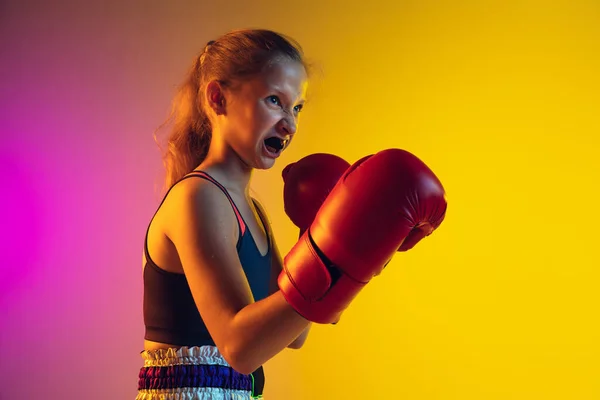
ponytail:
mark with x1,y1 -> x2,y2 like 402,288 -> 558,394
155,56 -> 212,192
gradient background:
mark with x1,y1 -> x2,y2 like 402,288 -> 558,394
1,1 -> 599,399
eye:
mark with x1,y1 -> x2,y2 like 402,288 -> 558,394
294,104 -> 304,113
267,95 -> 281,106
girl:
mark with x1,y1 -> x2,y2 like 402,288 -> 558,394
138,29 -> 311,399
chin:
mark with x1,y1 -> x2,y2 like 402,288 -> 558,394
255,158 -> 276,170
240,154 -> 274,171
250,147 -> 279,170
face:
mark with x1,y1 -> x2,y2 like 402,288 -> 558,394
217,60 -> 308,170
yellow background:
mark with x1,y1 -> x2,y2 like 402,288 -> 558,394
243,1 -> 600,398
2,0 -> 599,399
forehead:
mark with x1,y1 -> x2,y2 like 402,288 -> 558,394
249,61 -> 308,100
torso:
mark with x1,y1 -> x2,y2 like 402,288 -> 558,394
142,169 -> 270,351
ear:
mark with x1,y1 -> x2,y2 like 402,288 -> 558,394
206,80 -> 226,115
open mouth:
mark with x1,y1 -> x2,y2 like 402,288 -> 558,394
264,136 -> 288,154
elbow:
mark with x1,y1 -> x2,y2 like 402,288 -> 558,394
287,325 -> 310,349
221,344 -> 262,375
287,335 -> 307,349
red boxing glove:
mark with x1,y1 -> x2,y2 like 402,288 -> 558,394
282,153 -> 351,237
278,149 -> 447,323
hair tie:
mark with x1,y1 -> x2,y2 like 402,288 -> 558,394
199,40 -> 215,65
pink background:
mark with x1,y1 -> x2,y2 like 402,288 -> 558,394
1,2 -> 188,398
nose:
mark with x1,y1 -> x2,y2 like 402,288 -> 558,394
277,114 -> 297,135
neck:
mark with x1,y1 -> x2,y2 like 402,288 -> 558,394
199,138 -> 253,196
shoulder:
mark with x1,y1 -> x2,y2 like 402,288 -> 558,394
162,174 -> 238,241
165,174 -> 226,213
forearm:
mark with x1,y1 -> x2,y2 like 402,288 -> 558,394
268,269 -> 311,349
224,290 -> 309,373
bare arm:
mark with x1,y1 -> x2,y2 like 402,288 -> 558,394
165,180 -> 310,374
270,245 -> 312,349
255,200 -> 312,349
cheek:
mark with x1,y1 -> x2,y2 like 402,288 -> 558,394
250,105 -> 278,131
235,106 -> 266,147
228,104 -> 254,136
